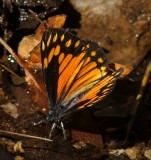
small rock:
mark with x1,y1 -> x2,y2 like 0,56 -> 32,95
125,146 -> 141,160
144,149 -> 151,160
109,149 -> 125,156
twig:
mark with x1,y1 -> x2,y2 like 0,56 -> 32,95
0,129 -> 52,142
28,9 -> 43,23
0,37 -> 24,67
0,62 -> 23,80
125,61 -> 151,143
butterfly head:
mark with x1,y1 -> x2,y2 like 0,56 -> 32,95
47,106 -> 65,123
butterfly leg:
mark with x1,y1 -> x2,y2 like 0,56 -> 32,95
49,122 -> 57,139
33,114 -> 51,126
60,122 -> 67,140
33,119 -> 47,126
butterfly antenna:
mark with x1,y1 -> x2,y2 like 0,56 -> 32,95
49,123 -> 57,139
60,122 -> 67,140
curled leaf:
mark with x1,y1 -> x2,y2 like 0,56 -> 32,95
18,14 -> 66,69
109,63 -> 133,78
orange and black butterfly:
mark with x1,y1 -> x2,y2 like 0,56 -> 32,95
40,28 -> 123,139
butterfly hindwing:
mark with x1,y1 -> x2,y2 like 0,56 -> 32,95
74,68 -> 123,110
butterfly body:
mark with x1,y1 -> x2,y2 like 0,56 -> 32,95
40,28 -> 123,139
47,106 -> 65,122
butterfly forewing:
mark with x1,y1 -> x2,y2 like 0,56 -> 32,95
41,28 -> 122,116
41,28 -> 85,108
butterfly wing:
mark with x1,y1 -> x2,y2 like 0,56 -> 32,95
41,28 -> 123,115
41,28 -> 108,109
41,28 -> 85,108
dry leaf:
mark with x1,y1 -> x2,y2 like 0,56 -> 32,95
109,63 -> 133,78
18,14 -> 66,69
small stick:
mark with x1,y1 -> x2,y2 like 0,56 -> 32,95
0,62 -> 23,80
0,37 -> 24,67
125,61 -> 151,143
0,129 -> 52,142
28,9 -> 43,24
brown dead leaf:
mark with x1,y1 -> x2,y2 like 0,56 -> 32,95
71,130 -> 104,149
18,14 -> 66,69
109,63 -> 133,78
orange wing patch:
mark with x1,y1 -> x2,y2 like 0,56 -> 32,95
98,57 -> 103,63
42,41 -> 45,51
44,57 -> 48,68
91,51 -> 96,56
59,54 -> 73,74
53,33 -> 58,42
61,34 -> 65,41
54,45 -> 60,56
48,48 -> 54,63
74,40 -> 80,48
65,39 -> 72,47
58,53 -> 65,64
57,52 -> 86,98
77,62 -> 97,78
83,57 -> 91,66
47,34 -> 52,46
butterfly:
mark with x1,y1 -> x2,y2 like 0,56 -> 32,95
39,28 -> 123,139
